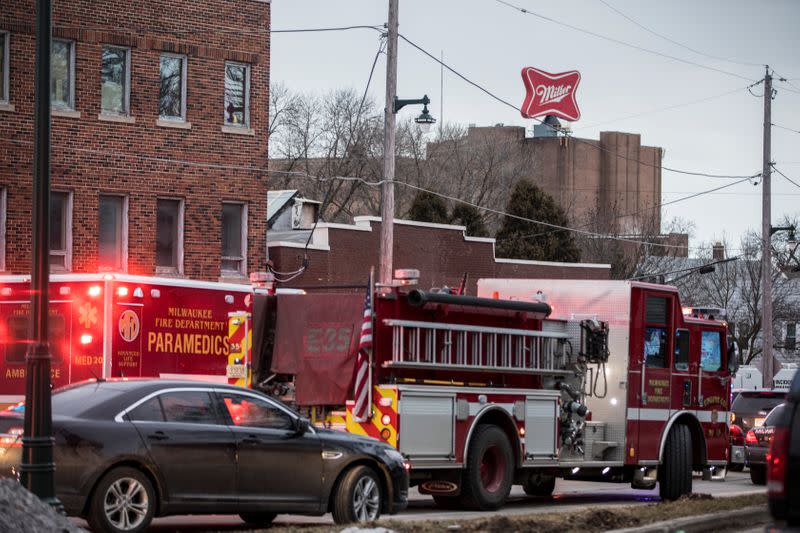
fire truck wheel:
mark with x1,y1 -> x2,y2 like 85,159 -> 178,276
331,465 -> 382,524
87,466 -> 156,533
658,424 -> 692,501
522,471 -> 556,497
238,512 -> 277,527
460,425 -> 514,510
749,465 -> 766,485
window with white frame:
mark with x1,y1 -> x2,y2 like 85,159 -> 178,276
101,46 -> 130,115
50,191 -> 72,270
224,62 -> 250,127
221,202 -> 247,275
51,39 -> 75,109
156,198 -> 183,273
0,32 -> 9,104
98,194 -> 127,271
159,54 -> 187,120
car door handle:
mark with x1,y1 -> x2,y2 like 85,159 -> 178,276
241,435 -> 261,444
147,431 -> 169,441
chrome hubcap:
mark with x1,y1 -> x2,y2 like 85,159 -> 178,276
104,477 -> 149,530
352,476 -> 380,521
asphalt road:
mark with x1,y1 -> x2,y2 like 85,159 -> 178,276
72,471 -> 765,531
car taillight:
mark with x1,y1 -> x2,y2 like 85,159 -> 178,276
767,425 -> 790,497
0,427 -> 23,448
745,429 -> 758,445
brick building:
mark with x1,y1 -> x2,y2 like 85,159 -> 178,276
268,217 -> 610,294
0,0 -> 269,281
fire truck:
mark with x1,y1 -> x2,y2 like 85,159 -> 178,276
0,273 -> 254,405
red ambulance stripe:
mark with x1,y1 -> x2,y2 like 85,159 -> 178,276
228,323 -> 245,345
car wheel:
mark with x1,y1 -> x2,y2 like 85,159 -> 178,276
332,465 -> 382,524
522,471 -> 556,497
239,512 -> 277,527
749,465 -> 766,485
460,425 -> 514,510
658,424 -> 692,501
88,466 -> 156,533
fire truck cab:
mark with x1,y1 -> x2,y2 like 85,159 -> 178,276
339,277 -> 734,509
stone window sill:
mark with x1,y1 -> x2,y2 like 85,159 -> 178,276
98,113 -> 136,124
0,103 -> 15,112
221,125 -> 255,136
157,119 -> 192,130
155,267 -> 185,277
52,108 -> 81,119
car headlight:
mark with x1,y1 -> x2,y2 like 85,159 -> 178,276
383,448 -> 405,464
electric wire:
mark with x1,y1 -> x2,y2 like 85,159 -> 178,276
492,0 -> 757,82
596,0 -> 763,68
772,123 -> 800,134
772,165 -> 800,190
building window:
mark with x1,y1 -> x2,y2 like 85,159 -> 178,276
50,191 -> 72,270
221,203 -> 247,275
159,54 -> 186,120
0,32 -> 9,104
787,323 -> 796,352
99,195 -> 127,271
101,46 -> 130,115
51,39 -> 75,109
224,62 -> 250,127
156,198 -> 183,273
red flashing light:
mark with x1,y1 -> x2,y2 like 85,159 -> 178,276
0,288 -> 11,297
745,429 -> 758,445
0,427 -> 23,448
88,285 -> 102,297
80,334 -> 93,345
117,286 -> 129,297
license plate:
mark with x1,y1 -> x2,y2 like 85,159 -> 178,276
226,364 -> 246,378
754,417 -> 765,427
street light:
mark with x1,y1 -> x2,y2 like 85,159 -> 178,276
394,95 -> 437,133
763,224 -> 798,388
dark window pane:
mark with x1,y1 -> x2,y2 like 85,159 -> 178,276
4,314 -> 65,365
160,391 -> 218,424
224,64 -> 246,125
128,397 -> 165,422
159,56 -> 183,118
700,330 -> 722,372
674,329 -> 690,371
644,326 -> 667,368
786,323 -> 796,351
49,192 -> 68,265
764,404 -> 786,426
645,296 -> 668,324
1,34 -> 6,101
221,203 -> 242,258
99,196 -> 123,270
51,40 -> 70,107
156,199 -> 179,268
101,46 -> 126,113
221,394 -> 292,430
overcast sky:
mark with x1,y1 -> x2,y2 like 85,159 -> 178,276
270,0 -> 800,255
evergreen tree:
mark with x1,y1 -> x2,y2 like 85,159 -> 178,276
495,180 -> 581,262
407,191 -> 449,224
450,203 -> 488,237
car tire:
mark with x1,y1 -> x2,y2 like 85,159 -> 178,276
88,466 -> 156,533
522,471 -> 556,497
460,425 -> 514,510
332,465 -> 382,524
658,424 -> 692,501
749,465 -> 766,485
239,512 -> 277,527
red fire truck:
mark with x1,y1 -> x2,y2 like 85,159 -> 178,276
259,274 -> 737,508
0,273 -> 254,405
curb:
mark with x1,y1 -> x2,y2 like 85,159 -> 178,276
606,505 -> 768,533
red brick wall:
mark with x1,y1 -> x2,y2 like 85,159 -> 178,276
0,0 -> 269,280
268,219 -> 610,294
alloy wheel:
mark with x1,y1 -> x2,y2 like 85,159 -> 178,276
104,476 -> 150,531
352,475 -> 380,521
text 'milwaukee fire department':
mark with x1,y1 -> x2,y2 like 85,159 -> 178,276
0,268 -> 735,508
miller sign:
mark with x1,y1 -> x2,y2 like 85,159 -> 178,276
520,67 -> 581,121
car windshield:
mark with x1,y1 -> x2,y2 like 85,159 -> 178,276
763,404 -> 786,426
731,391 -> 786,415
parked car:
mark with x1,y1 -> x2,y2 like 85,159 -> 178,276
744,403 -> 786,484
767,368 -> 800,526
0,379 -> 408,533
730,390 -> 785,472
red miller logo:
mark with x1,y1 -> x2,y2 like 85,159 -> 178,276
520,67 -> 581,122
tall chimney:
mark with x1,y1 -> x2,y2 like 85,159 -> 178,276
712,242 -> 725,261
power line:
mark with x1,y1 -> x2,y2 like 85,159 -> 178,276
492,0 -> 757,82
772,123 -> 800,134
596,0 -> 762,68
772,165 -> 800,190
398,32 -> 758,180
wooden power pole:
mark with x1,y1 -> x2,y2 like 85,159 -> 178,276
379,0 -> 399,285
761,66 -> 774,389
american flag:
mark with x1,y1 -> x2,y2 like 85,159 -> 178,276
352,273 -> 373,421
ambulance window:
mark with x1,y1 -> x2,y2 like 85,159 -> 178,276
674,329 -> 690,371
700,330 -> 723,372
220,393 -> 292,431
127,397 -> 165,422
4,315 -> 65,365
160,391 -> 218,425
645,327 -> 667,368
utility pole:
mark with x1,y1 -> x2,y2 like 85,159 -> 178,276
379,0 -> 399,285
761,66 -> 774,389
21,0 -> 61,509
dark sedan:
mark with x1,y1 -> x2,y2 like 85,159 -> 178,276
744,403 -> 786,485
0,379 -> 408,533
768,369 -> 800,526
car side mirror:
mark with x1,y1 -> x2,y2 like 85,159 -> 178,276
293,417 -> 310,436
727,338 -> 739,374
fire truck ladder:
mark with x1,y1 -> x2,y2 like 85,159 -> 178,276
382,319 -> 571,375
